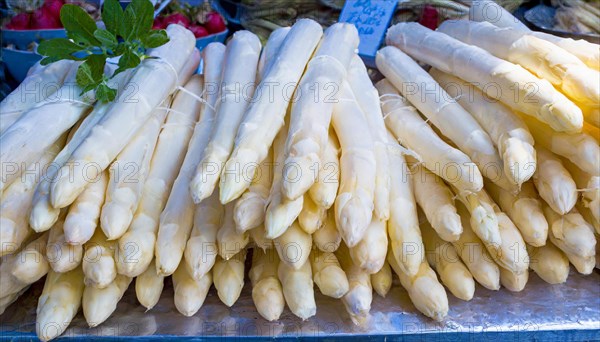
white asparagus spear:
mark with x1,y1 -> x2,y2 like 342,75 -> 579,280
189,36 -> 256,203
376,46 -> 517,193
0,289 -> 28,316
438,20 -> 600,108
82,274 -> 132,327
172,261 -> 212,316
281,23 -> 359,201
421,218 -> 475,301
388,251 -> 449,321
1,135 -> 64,256
412,165 -> 462,242
0,62 -> 89,194
308,130 -> 340,209
256,27 -> 291,80
220,19 -> 323,203
385,23 -> 583,133
135,261 -> 164,311
29,100 -> 114,232
264,114 -> 303,239
331,81 -> 376,247
347,55 -> 390,220
451,187 -> 501,247
376,79 -> 482,194
583,107 -> 600,128
371,262 -> 392,298
336,244 -> 372,325
217,202 -> 249,260
184,191 -> 223,280
349,217 -> 388,274
526,242 -> 569,284
82,229 -> 116,289
499,266 -> 528,292
46,218 -> 83,273
0,60 -> 73,133
469,0 -> 531,31
520,114 -> 599,177
456,188 -> 528,274
116,75 -> 202,277
0,265 -> 27,311
313,210 -> 341,253
155,45 -> 223,276
249,248 -> 285,321
10,232 -> 49,284
493,211 -> 530,275
250,224 -> 273,251
298,194 -> 327,234
213,250 -> 246,307
233,147 -> 273,233
469,0 -> 600,71
562,160 -> 599,232
532,32 -> 600,72
310,249 -> 349,298
274,221 -> 312,270
63,171 -> 108,245
454,203 -> 501,290
50,25 -> 197,209
430,69 -> 536,185
486,181 -> 548,247
0,233 -> 49,311
36,267 -> 84,341
278,257 -> 316,320
577,202 -> 600,235
543,205 -> 597,274
387,133 -> 424,276
533,148 -> 578,215
100,107 -> 168,240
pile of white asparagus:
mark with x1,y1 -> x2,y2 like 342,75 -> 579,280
0,0 -> 599,340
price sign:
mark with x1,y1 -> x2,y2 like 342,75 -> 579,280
339,0 -> 400,67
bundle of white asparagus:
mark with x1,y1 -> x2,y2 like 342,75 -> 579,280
0,12 -> 599,340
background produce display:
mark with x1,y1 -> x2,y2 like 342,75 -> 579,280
152,0 -> 227,37
0,0 -> 599,340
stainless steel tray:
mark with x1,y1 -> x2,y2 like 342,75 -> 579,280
1,270 -> 599,340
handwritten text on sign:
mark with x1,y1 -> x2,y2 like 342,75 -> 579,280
339,0 -> 399,66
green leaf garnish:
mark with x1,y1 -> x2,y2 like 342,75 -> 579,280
38,38 -> 84,60
142,30 -> 170,48
38,0 -> 170,103
115,49 -> 141,76
102,0 -> 124,37
60,4 -> 101,46
93,29 -> 118,49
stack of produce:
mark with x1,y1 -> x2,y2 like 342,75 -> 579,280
553,0 -> 600,35
237,0 -> 524,42
152,0 -> 227,38
3,0 -> 99,30
0,0 -> 599,340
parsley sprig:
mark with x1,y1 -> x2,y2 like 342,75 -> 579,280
38,0 -> 170,102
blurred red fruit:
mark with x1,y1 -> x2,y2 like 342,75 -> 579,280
419,5 -> 439,30
6,13 -> 31,30
31,8 -> 62,29
204,11 -> 225,33
42,0 -> 64,19
152,17 -> 166,29
189,24 -> 208,38
163,13 -> 190,28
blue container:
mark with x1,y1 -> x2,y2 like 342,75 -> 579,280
195,28 -> 228,51
1,28 -> 66,82
1,28 -> 67,50
1,47 -> 42,82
